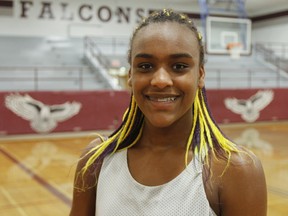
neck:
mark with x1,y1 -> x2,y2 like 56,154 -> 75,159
138,116 -> 193,151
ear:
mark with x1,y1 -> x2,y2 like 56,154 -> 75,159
127,69 -> 132,87
198,66 -> 205,88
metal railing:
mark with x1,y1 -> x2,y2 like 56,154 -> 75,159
84,37 -> 111,69
84,37 -> 127,89
256,42 -> 288,59
1,65 -> 288,91
2,39 -> 288,91
0,66 -> 107,91
255,42 -> 288,73
205,66 -> 288,89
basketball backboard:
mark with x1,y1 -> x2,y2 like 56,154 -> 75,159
206,16 -> 251,56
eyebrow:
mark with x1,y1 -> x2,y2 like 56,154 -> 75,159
169,53 -> 193,59
134,53 -> 154,59
134,53 -> 193,59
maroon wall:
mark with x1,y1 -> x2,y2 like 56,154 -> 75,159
0,88 -> 287,135
0,90 -> 130,135
207,88 -> 287,123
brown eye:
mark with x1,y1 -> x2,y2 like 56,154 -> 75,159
137,63 -> 153,72
172,63 -> 188,71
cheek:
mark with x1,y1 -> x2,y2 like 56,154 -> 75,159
130,74 -> 148,89
187,87 -> 198,103
181,73 -> 198,89
129,78 -> 142,96
181,78 -> 199,102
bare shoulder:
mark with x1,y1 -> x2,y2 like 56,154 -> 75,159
76,136 -> 106,187
221,148 -> 265,183
209,148 -> 267,216
75,136 -> 105,177
69,136 -> 105,216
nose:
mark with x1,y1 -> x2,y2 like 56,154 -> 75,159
150,67 -> 173,88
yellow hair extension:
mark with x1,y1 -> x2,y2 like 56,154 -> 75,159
120,100 -> 144,150
198,89 -> 241,175
80,131 -> 120,174
185,94 -> 198,165
185,89 -> 241,170
199,90 -> 238,153
199,112 -> 209,163
197,91 -> 218,163
123,123 -> 144,150
198,32 -> 202,40
163,8 -> 171,16
78,95 -> 144,189
113,96 -> 137,152
122,107 -> 129,121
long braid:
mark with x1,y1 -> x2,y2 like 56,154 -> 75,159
185,88 -> 239,167
78,95 -> 144,188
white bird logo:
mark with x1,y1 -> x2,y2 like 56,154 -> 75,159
5,93 -> 82,133
224,90 -> 274,122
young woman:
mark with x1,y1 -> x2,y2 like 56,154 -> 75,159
70,9 -> 267,216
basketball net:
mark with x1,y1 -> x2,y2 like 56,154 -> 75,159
226,42 -> 242,59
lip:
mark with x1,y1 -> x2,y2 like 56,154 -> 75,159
146,95 -> 178,102
144,94 -> 180,110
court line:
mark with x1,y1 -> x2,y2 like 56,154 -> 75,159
0,146 -> 72,207
268,186 -> 288,198
0,187 -> 29,216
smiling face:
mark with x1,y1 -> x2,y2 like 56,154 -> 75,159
128,22 -> 205,129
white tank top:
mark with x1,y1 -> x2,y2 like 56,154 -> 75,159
96,149 -> 217,216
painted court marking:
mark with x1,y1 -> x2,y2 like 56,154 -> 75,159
0,146 -> 72,207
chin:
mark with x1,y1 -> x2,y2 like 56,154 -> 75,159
145,117 -> 175,128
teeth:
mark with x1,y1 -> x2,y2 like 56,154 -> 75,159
150,97 -> 176,102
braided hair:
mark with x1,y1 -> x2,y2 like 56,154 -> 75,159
128,9 -> 205,66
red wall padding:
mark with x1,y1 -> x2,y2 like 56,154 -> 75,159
0,88 -> 287,135
0,90 -> 130,135
207,89 -> 287,123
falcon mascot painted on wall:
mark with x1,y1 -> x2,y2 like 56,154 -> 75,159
224,90 -> 274,123
5,93 -> 82,133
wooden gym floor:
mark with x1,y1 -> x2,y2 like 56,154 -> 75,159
0,121 -> 287,216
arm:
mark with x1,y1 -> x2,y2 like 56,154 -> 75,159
219,151 -> 267,216
70,138 -> 103,216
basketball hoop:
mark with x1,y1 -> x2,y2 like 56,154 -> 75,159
226,42 -> 242,59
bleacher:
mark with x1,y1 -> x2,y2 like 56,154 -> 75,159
1,36 -> 288,91
0,36 -> 112,91
205,53 -> 288,89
